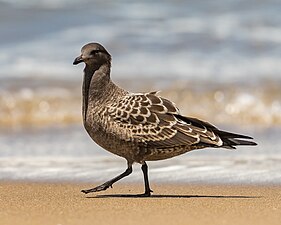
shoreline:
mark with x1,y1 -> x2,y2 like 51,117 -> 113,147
1,182 -> 280,225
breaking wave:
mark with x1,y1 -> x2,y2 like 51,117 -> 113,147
0,78 -> 280,129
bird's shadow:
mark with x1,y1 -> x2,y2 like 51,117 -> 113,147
86,193 -> 261,199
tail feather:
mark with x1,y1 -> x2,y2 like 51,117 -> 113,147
216,130 -> 257,149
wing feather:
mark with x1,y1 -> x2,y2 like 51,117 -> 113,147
104,92 -> 226,150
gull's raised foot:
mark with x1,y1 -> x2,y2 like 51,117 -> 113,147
81,183 -> 113,194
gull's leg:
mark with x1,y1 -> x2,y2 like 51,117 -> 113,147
81,162 -> 133,194
140,162 -> 153,197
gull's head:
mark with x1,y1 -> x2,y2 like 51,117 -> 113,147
73,43 -> 111,67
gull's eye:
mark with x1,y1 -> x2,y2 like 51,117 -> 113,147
90,50 -> 98,55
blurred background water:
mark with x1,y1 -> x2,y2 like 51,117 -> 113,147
0,0 -> 280,184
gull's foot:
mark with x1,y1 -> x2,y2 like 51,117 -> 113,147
137,189 -> 153,197
137,192 -> 151,197
81,183 -> 113,194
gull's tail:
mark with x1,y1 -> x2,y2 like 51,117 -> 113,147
215,130 -> 257,149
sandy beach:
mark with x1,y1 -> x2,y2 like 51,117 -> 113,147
0,182 -> 280,225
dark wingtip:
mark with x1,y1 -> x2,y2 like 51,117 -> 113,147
216,130 -> 254,140
229,138 -> 257,147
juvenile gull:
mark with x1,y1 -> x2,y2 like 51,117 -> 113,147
73,43 -> 257,196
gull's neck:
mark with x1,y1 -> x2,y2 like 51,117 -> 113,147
82,62 -> 122,122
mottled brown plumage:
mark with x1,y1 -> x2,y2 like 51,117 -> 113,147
73,42 -> 257,196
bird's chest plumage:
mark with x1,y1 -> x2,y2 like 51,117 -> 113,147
83,107 -> 142,162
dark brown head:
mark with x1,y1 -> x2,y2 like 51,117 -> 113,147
73,43 -> 111,68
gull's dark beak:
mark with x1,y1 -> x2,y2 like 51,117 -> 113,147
73,55 -> 84,65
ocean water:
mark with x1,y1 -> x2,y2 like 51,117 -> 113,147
0,0 -> 280,184
0,125 -> 280,184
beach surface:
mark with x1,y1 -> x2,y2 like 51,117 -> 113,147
1,183 -> 280,225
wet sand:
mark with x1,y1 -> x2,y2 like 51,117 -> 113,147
1,182 -> 280,225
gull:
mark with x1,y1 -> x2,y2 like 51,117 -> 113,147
73,42 -> 257,197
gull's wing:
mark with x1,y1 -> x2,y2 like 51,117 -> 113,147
105,92 -> 256,150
